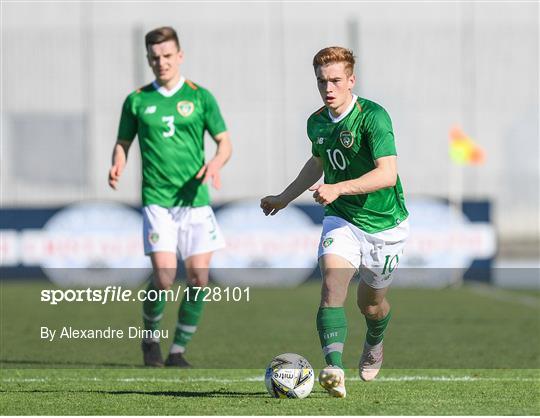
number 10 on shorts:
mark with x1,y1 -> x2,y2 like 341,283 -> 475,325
382,254 -> 399,275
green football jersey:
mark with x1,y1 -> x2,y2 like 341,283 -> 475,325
117,78 -> 227,207
307,96 -> 408,233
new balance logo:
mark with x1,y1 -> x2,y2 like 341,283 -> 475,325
144,106 -> 157,114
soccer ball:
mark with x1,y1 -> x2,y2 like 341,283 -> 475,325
264,353 -> 315,399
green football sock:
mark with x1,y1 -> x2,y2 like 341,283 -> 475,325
142,280 -> 167,333
317,307 -> 348,369
172,286 -> 205,350
365,309 -> 392,346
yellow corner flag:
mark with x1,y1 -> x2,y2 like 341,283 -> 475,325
449,126 -> 485,165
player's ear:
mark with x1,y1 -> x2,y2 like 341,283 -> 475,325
348,73 -> 356,90
145,49 -> 153,67
177,49 -> 184,64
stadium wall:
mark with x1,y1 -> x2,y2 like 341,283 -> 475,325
1,2 -> 538,244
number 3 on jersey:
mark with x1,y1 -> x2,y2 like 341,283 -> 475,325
326,148 -> 347,170
162,116 -> 175,138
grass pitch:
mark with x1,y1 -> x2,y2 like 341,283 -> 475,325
1,279 -> 539,415
2,368 -> 539,415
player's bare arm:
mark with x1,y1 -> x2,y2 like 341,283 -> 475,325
195,131 -> 232,190
260,156 -> 323,216
310,155 -> 397,206
108,139 -> 132,190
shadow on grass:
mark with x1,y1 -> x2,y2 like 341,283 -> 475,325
0,389 -> 269,398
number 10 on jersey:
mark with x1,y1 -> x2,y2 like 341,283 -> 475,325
326,148 -> 347,170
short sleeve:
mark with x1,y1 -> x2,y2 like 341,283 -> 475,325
311,142 -> 320,157
202,89 -> 227,137
117,95 -> 138,142
365,106 -> 397,159
307,118 -> 320,157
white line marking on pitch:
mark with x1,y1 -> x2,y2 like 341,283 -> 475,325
465,283 -> 540,308
2,375 -> 539,384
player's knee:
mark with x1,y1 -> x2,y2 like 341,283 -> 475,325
321,277 -> 336,298
186,269 -> 209,287
153,270 -> 175,291
320,266 -> 343,286
153,279 -> 173,291
359,302 -> 382,319
320,277 -> 345,306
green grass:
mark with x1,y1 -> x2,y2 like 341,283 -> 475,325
1,280 -> 539,415
1,368 -> 538,415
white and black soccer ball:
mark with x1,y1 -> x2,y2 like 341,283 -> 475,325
264,353 -> 315,399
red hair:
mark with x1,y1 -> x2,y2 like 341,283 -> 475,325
313,47 -> 355,76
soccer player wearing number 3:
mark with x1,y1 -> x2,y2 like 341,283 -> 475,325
260,47 -> 408,397
108,27 -> 232,367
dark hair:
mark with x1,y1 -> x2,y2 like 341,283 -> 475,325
145,26 -> 180,51
313,46 -> 355,76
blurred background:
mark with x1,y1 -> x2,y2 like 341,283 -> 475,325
1,1 -> 538,287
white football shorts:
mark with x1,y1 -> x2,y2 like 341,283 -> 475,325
142,205 -> 225,259
318,216 -> 409,289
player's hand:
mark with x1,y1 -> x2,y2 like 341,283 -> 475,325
309,184 -> 340,206
196,160 -> 222,190
108,164 -> 123,190
260,195 -> 288,216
